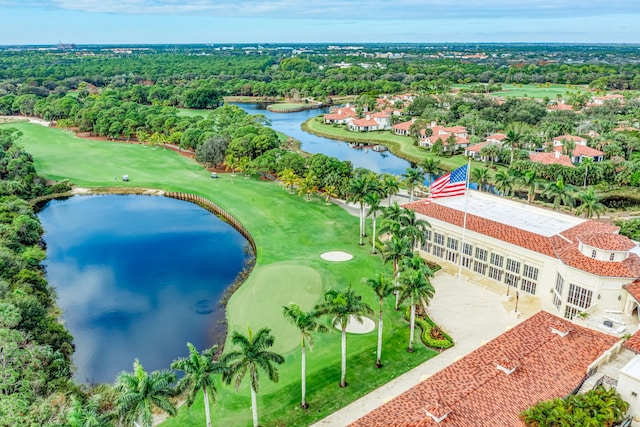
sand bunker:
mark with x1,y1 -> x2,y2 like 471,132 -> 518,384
320,251 -> 353,262
334,315 -> 376,334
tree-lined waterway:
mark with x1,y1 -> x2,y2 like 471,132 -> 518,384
38,195 -> 249,384
232,103 -> 413,175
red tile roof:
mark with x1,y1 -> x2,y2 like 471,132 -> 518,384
552,144 -> 604,158
554,135 -> 587,143
351,311 -> 617,427
404,198 -> 640,278
529,152 -> 575,167
351,118 -> 379,127
486,133 -> 507,142
466,141 -> 490,153
393,120 -> 414,131
624,280 -> 640,304
578,233 -> 637,251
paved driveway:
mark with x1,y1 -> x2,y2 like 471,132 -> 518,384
312,271 -> 526,427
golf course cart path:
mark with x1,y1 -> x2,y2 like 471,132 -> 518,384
320,251 -> 353,261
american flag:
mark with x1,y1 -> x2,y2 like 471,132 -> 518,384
425,164 -> 468,203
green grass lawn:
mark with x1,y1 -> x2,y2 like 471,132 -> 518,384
6,122 -> 440,426
303,116 -> 467,171
452,83 -> 589,99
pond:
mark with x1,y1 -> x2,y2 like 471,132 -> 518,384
231,103 -> 414,176
38,194 -> 250,384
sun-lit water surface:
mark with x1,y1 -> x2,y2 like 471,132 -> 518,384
38,195 -> 249,384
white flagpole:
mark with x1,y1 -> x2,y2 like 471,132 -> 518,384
457,158 -> 472,279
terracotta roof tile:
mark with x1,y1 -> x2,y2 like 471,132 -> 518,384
351,311 -> 617,427
393,121 -> 413,131
624,280 -> 640,303
529,152 -> 575,167
578,233 -> 637,251
552,145 -> 604,158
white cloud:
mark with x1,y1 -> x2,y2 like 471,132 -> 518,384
4,0 -> 640,20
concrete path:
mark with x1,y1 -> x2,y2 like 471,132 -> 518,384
312,272 -> 527,427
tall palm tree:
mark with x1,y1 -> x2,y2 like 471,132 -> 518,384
398,208 -> 431,250
314,287 -> 373,387
519,170 -> 540,203
282,304 -> 328,409
381,235 -> 414,310
222,327 -> 285,427
297,172 -> 319,201
503,128 -> 524,165
575,187 -> 606,219
278,168 -> 298,194
398,268 -> 435,352
116,359 -> 177,427
402,167 -> 426,201
171,343 -> 226,427
543,176 -> 576,211
364,273 -> 396,368
365,192 -> 383,254
380,174 -> 401,207
347,174 -> 374,245
378,202 -> 405,238
421,158 -> 442,183
322,184 -> 338,205
493,169 -> 515,197
470,167 -> 491,192
580,156 -> 594,188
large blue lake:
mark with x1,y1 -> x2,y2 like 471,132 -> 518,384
38,195 -> 249,384
232,103 -> 413,175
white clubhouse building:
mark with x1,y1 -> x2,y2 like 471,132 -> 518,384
404,191 -> 640,324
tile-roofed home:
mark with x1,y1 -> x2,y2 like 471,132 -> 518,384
348,117 -> 380,132
529,151 -> 575,167
393,119 -> 415,136
486,133 -> 507,143
323,106 -> 358,124
351,311 -> 618,427
402,191 -> 640,322
553,135 -> 587,145
551,144 -> 605,163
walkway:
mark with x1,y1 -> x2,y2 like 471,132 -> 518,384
312,271 -> 530,427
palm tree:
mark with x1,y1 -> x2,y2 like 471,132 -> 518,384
278,168 -> 298,194
421,158 -> 442,183
503,128 -> 524,165
116,359 -> 177,427
222,327 -> 285,427
282,303 -> 328,409
402,167 -> 426,202
493,169 -> 515,197
364,273 -> 396,368
580,156 -> 594,188
519,170 -> 540,203
322,184 -> 338,205
398,208 -> 431,250
543,176 -> 576,211
380,174 -> 401,207
381,235 -> 413,310
297,172 -> 319,201
470,167 -> 491,192
398,268 -> 435,352
347,174 -> 374,245
575,187 -> 606,219
67,395 -> 114,427
314,287 -> 373,387
378,202 -> 405,238
171,343 -> 226,427
224,153 -> 238,176
365,192 -> 382,254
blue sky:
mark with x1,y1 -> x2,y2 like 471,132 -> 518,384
1,0 -> 639,45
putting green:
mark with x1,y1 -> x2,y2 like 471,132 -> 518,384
226,262 -> 324,354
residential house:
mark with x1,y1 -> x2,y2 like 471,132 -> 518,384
551,135 -> 605,163
323,106 -> 358,124
392,118 -> 415,136
351,310 -> 619,427
419,125 -> 470,152
529,151 -> 575,168
348,111 -> 392,132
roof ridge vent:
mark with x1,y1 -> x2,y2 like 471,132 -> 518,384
495,358 -> 518,375
550,325 -> 571,337
424,402 -> 450,423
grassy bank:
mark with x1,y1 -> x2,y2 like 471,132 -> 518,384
302,115 -> 467,171
7,122 -> 439,426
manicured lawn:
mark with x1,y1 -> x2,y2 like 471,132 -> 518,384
7,123 -> 440,426
303,116 -> 467,171
267,102 -> 309,111
452,83 -> 589,99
